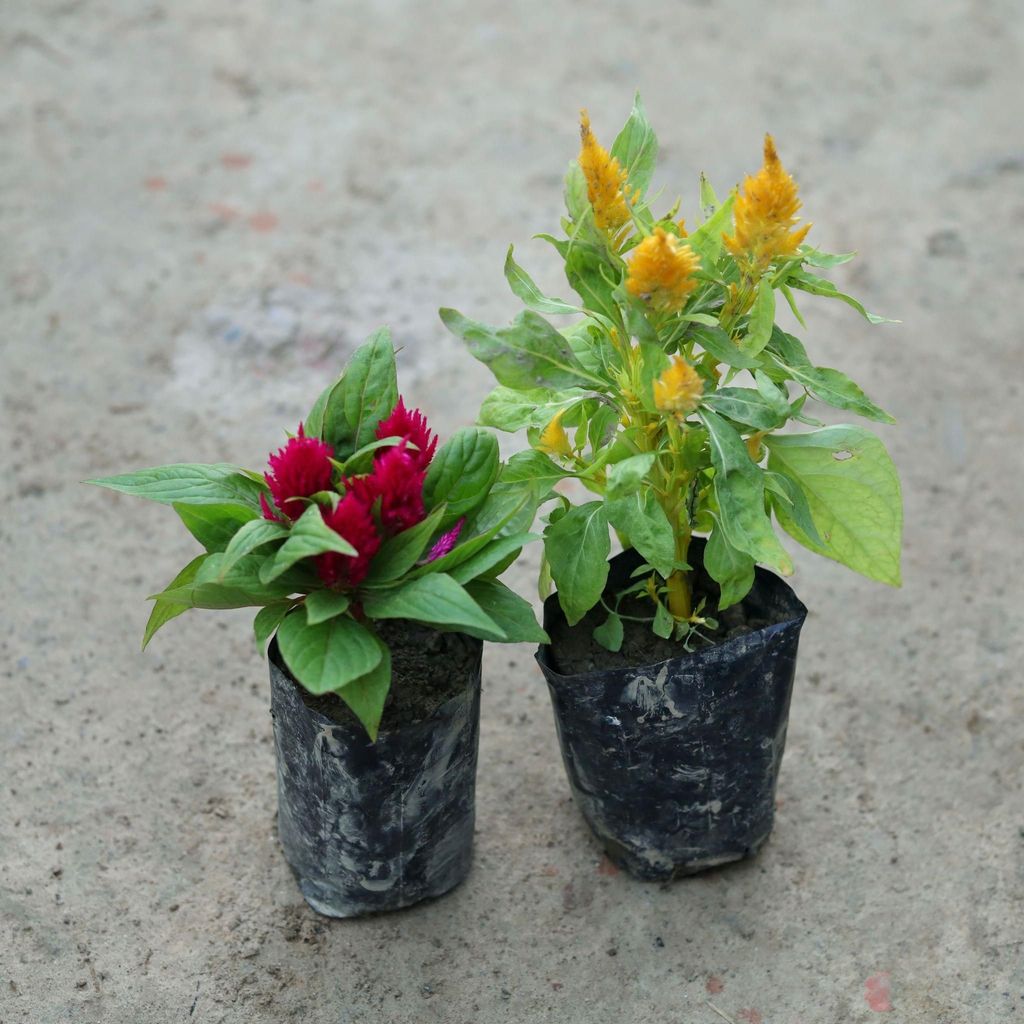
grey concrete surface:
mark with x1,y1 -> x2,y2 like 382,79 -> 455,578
2,1 -> 1022,1021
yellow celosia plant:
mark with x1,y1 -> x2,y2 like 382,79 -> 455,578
441,95 -> 902,649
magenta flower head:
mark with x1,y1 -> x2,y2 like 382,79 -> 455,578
349,444 -> 425,536
425,518 -> 465,562
262,423 -> 335,521
316,492 -> 381,589
376,397 -> 438,470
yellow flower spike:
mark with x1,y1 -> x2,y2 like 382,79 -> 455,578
626,228 -> 701,314
724,134 -> 812,272
537,409 -> 573,459
653,356 -> 704,415
676,218 -> 688,237
578,110 -> 632,236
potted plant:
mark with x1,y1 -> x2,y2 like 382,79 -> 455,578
441,97 -> 903,879
88,327 -> 546,916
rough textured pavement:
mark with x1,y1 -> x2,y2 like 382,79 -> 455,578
2,2 -> 1022,1021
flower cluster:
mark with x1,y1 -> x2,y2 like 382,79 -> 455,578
724,134 -> 811,273
578,110 -> 633,239
625,228 -> 701,314
262,398 -> 448,589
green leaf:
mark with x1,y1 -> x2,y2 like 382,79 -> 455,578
703,521 -> 755,611
304,375 -> 341,440
610,91 -> 658,196
545,501 -> 610,626
174,503 -> 258,552
688,324 -> 762,369
303,590 -> 351,626
762,470 -> 823,546
321,327 -> 398,452
764,426 -> 902,585
155,553 -> 301,609
253,602 -> 292,653
605,453 -> 656,499
686,191 -> 736,264
478,386 -> 589,432
504,245 -> 579,315
219,518 -> 289,576
592,611 -> 623,652
88,464 -> 266,509
699,408 -> 793,575
335,640 -> 391,741
364,506 -> 446,584
260,505 -> 357,584
755,369 -> 794,419
142,555 -> 206,649
653,601 -> 674,639
464,578 -> 548,644
703,387 -> 787,431
786,269 -> 898,324
699,173 -> 720,219
422,428 -> 500,529
450,532 -> 538,585
499,450 -> 570,496
768,329 -> 895,424
440,307 -> 599,390
563,244 -> 621,323
361,574 -> 506,640
606,491 -> 676,579
741,277 -> 775,355
277,612 -> 384,696
465,480 -> 539,539
799,246 -> 856,269
334,435 -> 407,475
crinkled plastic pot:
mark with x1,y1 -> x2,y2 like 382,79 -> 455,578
536,543 -> 807,880
268,636 -> 482,918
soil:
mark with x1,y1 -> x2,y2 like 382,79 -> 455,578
548,560 -> 777,676
287,621 -> 480,731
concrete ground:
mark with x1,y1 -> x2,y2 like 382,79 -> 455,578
2,1 -> 1022,1021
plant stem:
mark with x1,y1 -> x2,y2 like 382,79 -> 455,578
665,526 -> 692,621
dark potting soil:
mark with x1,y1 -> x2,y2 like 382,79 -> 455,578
549,567 -> 779,676
291,621 -> 478,732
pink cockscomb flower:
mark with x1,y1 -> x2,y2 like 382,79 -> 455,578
316,492 -> 381,589
375,397 -> 438,470
424,518 -> 465,563
263,423 -> 335,521
349,444 -> 426,536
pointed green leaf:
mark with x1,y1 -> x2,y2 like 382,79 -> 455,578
606,491 -> 676,579
450,532 -> 538,585
174,503 -> 259,552
786,269 -> 898,324
303,590 -> 351,626
606,453 -> 656,499
478,385 -> 589,432
441,307 -> 600,390
422,427 -> 500,529
277,611 -> 383,696
335,640 -> 391,741
768,329 -> 895,424
361,574 -> 507,640
699,409 -> 793,575
142,556 -> 206,649
688,324 -> 762,369
610,92 -> 658,196
544,501 -> 610,626
703,521 -> 755,611
741,277 -> 775,355
321,327 -> 398,452
253,602 -> 292,653
260,504 -> 357,584
764,426 -> 902,585
592,611 -> 624,652
504,245 -> 579,315
464,578 -> 548,644
703,388 -> 787,431
364,506 -> 446,584
219,518 -> 289,576
88,464 -> 266,509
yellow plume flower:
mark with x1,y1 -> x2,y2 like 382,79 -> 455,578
724,135 -> 811,272
626,228 -> 701,313
538,409 -> 572,458
579,110 -> 631,236
653,356 -> 703,415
